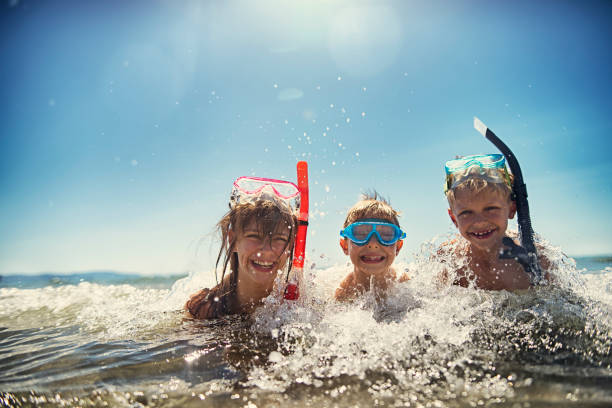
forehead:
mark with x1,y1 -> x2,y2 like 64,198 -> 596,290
242,219 -> 291,235
451,188 -> 509,210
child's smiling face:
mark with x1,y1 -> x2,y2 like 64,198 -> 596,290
448,187 -> 516,253
342,222 -> 402,278
233,220 -> 292,287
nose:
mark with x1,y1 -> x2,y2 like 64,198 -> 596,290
258,238 -> 273,252
256,236 -> 279,255
366,234 -> 381,248
472,212 -> 488,224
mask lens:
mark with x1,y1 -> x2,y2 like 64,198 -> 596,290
235,178 -> 265,194
377,224 -> 398,242
269,181 -> 299,198
445,154 -> 506,174
351,224 -> 373,241
445,158 -> 469,173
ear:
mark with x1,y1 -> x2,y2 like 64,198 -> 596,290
396,239 -> 404,254
339,238 -> 349,255
448,208 -> 458,227
508,200 -> 517,219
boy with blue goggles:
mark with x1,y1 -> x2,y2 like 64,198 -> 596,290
335,193 -> 408,302
340,220 -> 406,246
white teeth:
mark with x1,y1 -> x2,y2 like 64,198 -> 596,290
253,260 -> 273,267
362,256 -> 383,261
472,229 -> 493,236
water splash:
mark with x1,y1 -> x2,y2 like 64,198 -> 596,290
0,241 -> 610,407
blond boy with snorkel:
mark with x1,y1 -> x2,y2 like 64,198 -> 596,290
439,119 -> 550,290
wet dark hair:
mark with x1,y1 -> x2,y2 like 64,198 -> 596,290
214,197 -> 297,295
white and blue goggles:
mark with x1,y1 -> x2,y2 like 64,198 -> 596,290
340,220 -> 406,246
444,154 -> 512,193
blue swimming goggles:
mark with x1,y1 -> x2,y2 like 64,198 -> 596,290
340,220 -> 406,246
444,154 -> 512,193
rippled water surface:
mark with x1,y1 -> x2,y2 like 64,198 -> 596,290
1,248 -> 611,407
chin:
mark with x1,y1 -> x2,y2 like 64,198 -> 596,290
361,265 -> 390,276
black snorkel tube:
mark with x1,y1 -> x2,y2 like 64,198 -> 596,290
473,117 -> 543,285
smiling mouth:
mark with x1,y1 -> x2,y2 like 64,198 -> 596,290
250,259 -> 275,272
360,255 -> 385,264
469,228 -> 496,239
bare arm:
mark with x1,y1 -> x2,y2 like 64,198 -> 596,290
185,288 -> 214,319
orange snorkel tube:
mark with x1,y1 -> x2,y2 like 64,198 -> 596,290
284,161 -> 309,300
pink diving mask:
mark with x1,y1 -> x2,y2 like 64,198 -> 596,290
229,176 -> 300,210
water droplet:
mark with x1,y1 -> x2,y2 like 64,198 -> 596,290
268,351 -> 283,362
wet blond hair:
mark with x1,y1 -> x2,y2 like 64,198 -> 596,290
343,191 -> 401,228
446,177 -> 513,207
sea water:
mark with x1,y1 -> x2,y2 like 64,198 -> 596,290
1,243 -> 611,407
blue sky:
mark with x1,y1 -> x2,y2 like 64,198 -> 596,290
1,0 -> 611,275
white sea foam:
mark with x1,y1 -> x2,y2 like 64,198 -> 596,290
1,239 -> 610,405
241,238 -> 612,401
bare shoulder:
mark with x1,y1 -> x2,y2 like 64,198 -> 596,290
433,238 -> 465,262
433,239 -> 466,286
534,244 -> 552,271
334,273 -> 357,302
398,272 -> 410,283
435,239 -> 456,256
